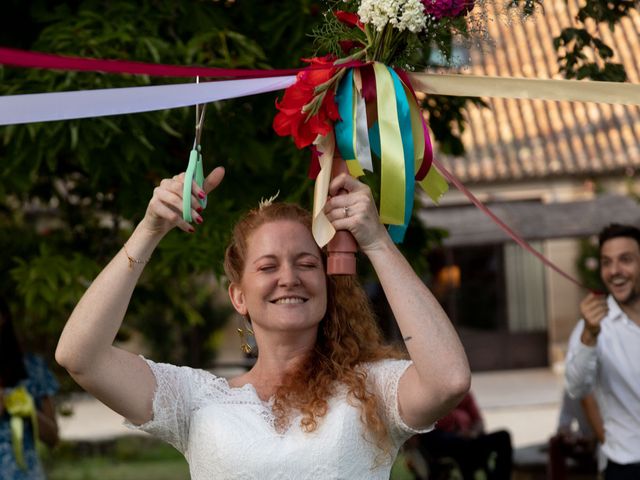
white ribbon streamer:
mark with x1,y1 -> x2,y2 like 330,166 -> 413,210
0,76 -> 295,125
312,131 -> 336,247
354,92 -> 374,173
1,72 -> 639,128
409,73 -> 640,105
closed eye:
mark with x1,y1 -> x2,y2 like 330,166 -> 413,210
299,263 -> 319,269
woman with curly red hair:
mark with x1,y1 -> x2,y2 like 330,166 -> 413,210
56,166 -> 470,479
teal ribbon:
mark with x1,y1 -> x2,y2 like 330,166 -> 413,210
334,68 -> 355,161
182,145 -> 207,222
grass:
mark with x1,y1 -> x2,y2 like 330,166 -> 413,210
44,436 -> 189,480
43,435 -> 414,480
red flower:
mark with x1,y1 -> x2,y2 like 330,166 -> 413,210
334,10 -> 365,31
339,40 -> 365,55
273,56 -> 341,149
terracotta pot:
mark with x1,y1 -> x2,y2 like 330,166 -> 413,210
327,151 -> 357,275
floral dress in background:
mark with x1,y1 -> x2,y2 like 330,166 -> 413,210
0,354 -> 59,480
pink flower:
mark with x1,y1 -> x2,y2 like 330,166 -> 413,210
421,0 -> 475,19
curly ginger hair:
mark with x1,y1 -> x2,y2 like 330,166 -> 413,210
223,202 -> 405,451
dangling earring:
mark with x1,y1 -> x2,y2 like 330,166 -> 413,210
237,317 -> 254,354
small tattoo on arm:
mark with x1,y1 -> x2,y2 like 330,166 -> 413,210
403,336 -> 413,342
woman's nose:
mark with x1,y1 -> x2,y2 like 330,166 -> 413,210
278,264 -> 301,286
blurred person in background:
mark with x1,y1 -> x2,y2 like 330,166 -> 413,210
407,390 -> 512,480
548,389 -> 604,479
0,298 -> 59,479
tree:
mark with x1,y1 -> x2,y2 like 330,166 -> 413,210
554,0 -> 638,81
507,0 -> 637,81
0,0 -> 480,371
0,0 -> 321,369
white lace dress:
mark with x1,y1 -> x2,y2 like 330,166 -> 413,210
127,357 -> 431,479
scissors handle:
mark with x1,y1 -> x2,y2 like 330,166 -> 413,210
182,145 -> 207,222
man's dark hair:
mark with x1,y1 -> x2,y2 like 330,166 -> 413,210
599,223 -> 640,251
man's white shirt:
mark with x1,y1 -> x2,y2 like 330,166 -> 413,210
566,295 -> 640,464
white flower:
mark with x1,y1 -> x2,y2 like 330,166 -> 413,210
358,0 -> 427,32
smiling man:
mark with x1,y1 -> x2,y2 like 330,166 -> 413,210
565,224 -> 640,480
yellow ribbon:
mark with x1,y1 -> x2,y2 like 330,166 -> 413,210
4,386 -> 38,470
408,72 -> 640,106
401,77 -> 449,204
372,62 -> 405,226
419,165 -> 449,203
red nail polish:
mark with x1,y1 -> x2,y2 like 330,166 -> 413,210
196,206 -> 203,213
196,216 -> 203,224
198,191 -> 206,200
188,227 -> 195,233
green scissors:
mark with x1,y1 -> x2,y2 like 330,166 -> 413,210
182,80 -> 207,222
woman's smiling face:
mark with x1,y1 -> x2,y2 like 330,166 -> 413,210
229,220 -> 327,334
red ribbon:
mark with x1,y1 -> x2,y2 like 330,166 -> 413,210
0,47 -> 364,78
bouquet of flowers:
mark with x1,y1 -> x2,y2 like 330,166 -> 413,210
273,0 -> 477,246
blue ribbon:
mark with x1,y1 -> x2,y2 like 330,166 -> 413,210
386,67 -> 414,243
334,69 -> 356,161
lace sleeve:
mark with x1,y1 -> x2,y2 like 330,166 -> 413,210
364,359 -> 434,447
125,357 -> 204,453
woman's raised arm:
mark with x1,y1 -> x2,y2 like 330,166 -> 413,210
55,168 -> 224,424
324,173 -> 470,430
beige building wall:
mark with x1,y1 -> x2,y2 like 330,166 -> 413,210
544,238 -> 585,371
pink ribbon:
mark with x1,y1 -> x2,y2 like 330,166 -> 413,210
0,47 -> 364,78
433,159 -> 596,292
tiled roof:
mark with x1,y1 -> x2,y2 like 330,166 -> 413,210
417,194 -> 640,245
433,0 -> 640,184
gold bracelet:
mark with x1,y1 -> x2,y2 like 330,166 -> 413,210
123,243 -> 150,270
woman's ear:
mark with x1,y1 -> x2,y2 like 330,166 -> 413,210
228,282 -> 248,316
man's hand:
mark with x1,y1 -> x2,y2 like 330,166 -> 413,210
580,293 -> 608,345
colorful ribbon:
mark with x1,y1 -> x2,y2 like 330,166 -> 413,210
332,63 -> 441,242
4,386 -> 39,470
2,46 -> 632,289
3,74 -> 640,127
